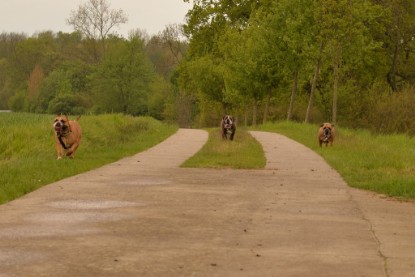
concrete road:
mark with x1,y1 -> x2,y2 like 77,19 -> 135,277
0,129 -> 414,276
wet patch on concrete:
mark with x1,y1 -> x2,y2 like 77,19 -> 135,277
47,200 -> 144,210
0,249 -> 47,267
116,177 -> 171,187
0,225 -> 101,238
26,211 -> 130,223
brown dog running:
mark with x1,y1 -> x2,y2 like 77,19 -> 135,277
318,122 -> 335,147
53,114 -> 82,159
221,115 -> 236,141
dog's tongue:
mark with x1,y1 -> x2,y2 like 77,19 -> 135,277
54,126 -> 61,132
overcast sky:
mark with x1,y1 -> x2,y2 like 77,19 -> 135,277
0,0 -> 192,37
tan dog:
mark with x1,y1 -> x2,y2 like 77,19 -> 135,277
53,114 -> 82,159
318,123 -> 335,147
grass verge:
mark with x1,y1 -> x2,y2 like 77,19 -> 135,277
0,113 -> 178,204
257,121 -> 415,200
182,128 -> 266,169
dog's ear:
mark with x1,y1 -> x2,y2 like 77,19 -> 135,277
64,114 -> 72,131
320,123 -> 324,127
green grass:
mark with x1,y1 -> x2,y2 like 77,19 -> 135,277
0,113 -> 178,204
257,121 -> 415,200
182,127 -> 266,169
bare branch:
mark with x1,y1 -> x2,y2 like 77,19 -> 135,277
66,0 -> 128,40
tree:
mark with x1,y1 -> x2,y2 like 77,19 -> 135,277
220,24 -> 278,125
146,25 -> 188,79
180,0 -> 264,125
89,35 -> 155,115
36,69 -> 73,113
260,0 -> 315,121
305,0 -> 384,124
382,0 -> 415,91
66,0 -> 128,60
27,64 -> 44,107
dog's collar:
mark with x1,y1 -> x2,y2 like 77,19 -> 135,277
57,132 -> 71,150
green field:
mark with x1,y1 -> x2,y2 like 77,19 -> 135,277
0,113 -> 178,204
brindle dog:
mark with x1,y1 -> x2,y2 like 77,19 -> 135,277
221,115 -> 236,141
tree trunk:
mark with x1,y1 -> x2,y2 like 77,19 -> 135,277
305,41 -> 323,123
252,98 -> 258,126
263,89 -> 271,124
287,70 -> 299,121
332,45 -> 341,125
244,103 -> 249,127
221,102 -> 227,116
387,42 -> 399,92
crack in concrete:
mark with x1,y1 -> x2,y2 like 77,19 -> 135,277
349,191 -> 389,277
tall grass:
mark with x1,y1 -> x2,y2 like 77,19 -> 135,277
182,128 -> 266,169
0,113 -> 178,204
257,121 -> 415,200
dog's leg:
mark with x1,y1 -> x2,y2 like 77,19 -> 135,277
55,138 -> 63,159
66,143 -> 79,158
56,145 -> 63,159
222,129 -> 227,140
230,130 -> 235,141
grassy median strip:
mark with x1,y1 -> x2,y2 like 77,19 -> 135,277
182,128 -> 266,169
0,113 -> 178,204
257,121 -> 415,200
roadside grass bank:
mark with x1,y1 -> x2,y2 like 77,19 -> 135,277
0,113 -> 178,205
182,128 -> 266,169
257,121 -> 415,200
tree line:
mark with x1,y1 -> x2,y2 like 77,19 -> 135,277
0,0 -> 187,124
178,0 -> 415,134
1,0 -> 415,134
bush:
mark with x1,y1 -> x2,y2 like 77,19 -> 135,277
366,87 -> 415,135
47,94 -> 89,115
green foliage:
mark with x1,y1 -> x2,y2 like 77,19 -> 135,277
257,121 -> 415,199
364,87 -> 415,135
0,113 -> 178,204
0,27 -> 185,123
179,0 -> 415,133
47,94 -> 89,115
182,128 -> 266,169
89,37 -> 156,115
147,76 -> 172,120
8,89 -> 28,112
2,1 -> 415,133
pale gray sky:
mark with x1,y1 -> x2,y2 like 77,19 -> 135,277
0,0 -> 192,37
